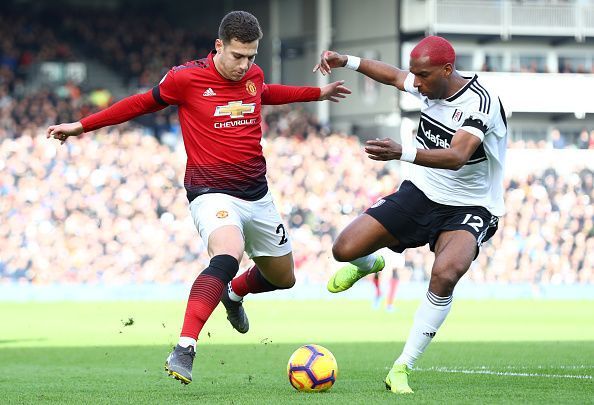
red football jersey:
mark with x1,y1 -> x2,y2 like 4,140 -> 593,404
80,51 -> 320,202
156,51 -> 320,202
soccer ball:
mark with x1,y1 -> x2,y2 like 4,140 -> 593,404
287,344 -> 338,392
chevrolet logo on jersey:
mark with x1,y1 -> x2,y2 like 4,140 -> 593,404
214,101 -> 256,118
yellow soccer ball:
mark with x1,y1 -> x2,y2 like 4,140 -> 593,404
287,344 -> 338,392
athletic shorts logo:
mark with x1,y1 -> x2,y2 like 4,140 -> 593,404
370,199 -> 386,208
216,210 -> 229,219
246,80 -> 257,96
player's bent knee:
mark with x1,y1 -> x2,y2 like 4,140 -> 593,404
261,266 -> 295,289
270,273 -> 295,289
332,243 -> 349,262
280,275 -> 296,289
332,238 -> 359,262
430,269 -> 461,291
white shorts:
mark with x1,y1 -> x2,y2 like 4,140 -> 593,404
189,191 -> 292,259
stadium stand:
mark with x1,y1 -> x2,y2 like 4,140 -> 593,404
1,124 -> 592,286
0,2 -> 592,290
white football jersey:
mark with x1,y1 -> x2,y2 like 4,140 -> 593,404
403,73 -> 507,216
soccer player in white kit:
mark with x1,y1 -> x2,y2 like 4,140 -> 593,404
314,36 -> 507,394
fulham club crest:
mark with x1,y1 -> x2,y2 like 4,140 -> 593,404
452,109 -> 463,123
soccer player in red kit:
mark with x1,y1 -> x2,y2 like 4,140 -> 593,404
47,10 -> 350,385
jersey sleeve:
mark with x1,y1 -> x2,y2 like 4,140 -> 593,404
460,104 -> 494,141
154,69 -> 184,105
261,83 -> 321,104
403,72 -> 421,98
80,89 -> 166,133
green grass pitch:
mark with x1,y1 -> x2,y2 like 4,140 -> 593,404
1,299 -> 592,404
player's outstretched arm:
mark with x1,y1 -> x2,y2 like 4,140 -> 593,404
313,50 -> 408,91
262,82 -> 350,105
319,80 -> 352,102
46,122 -> 84,145
45,89 -> 167,145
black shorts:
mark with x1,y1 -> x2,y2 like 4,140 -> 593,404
366,180 -> 499,258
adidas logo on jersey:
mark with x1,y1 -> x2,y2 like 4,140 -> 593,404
203,88 -> 216,97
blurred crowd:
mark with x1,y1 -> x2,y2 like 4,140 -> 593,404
0,6 -> 208,142
1,5 -> 593,287
56,10 -> 212,89
505,128 -> 594,150
0,6 -> 212,88
4,6 -> 594,149
473,167 -> 594,286
1,125 -> 592,287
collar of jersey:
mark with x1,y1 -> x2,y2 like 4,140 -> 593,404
444,74 -> 477,103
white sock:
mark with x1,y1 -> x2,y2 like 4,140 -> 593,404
395,290 -> 452,369
350,254 -> 378,272
178,336 -> 196,349
227,282 -> 243,302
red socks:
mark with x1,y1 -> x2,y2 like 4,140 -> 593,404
230,265 -> 279,297
180,255 -> 239,339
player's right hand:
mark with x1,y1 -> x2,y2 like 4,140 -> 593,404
313,51 -> 347,76
46,122 -> 84,145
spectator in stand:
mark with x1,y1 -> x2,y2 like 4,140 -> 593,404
550,128 -> 566,149
578,129 -> 590,149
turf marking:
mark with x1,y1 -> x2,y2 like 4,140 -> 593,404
416,366 -> 592,380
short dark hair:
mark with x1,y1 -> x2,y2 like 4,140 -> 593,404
218,11 -> 263,44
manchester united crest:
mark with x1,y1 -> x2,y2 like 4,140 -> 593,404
246,80 -> 257,96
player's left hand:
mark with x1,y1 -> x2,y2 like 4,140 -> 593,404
46,122 -> 84,145
365,138 -> 402,161
313,51 -> 346,75
319,80 -> 351,102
